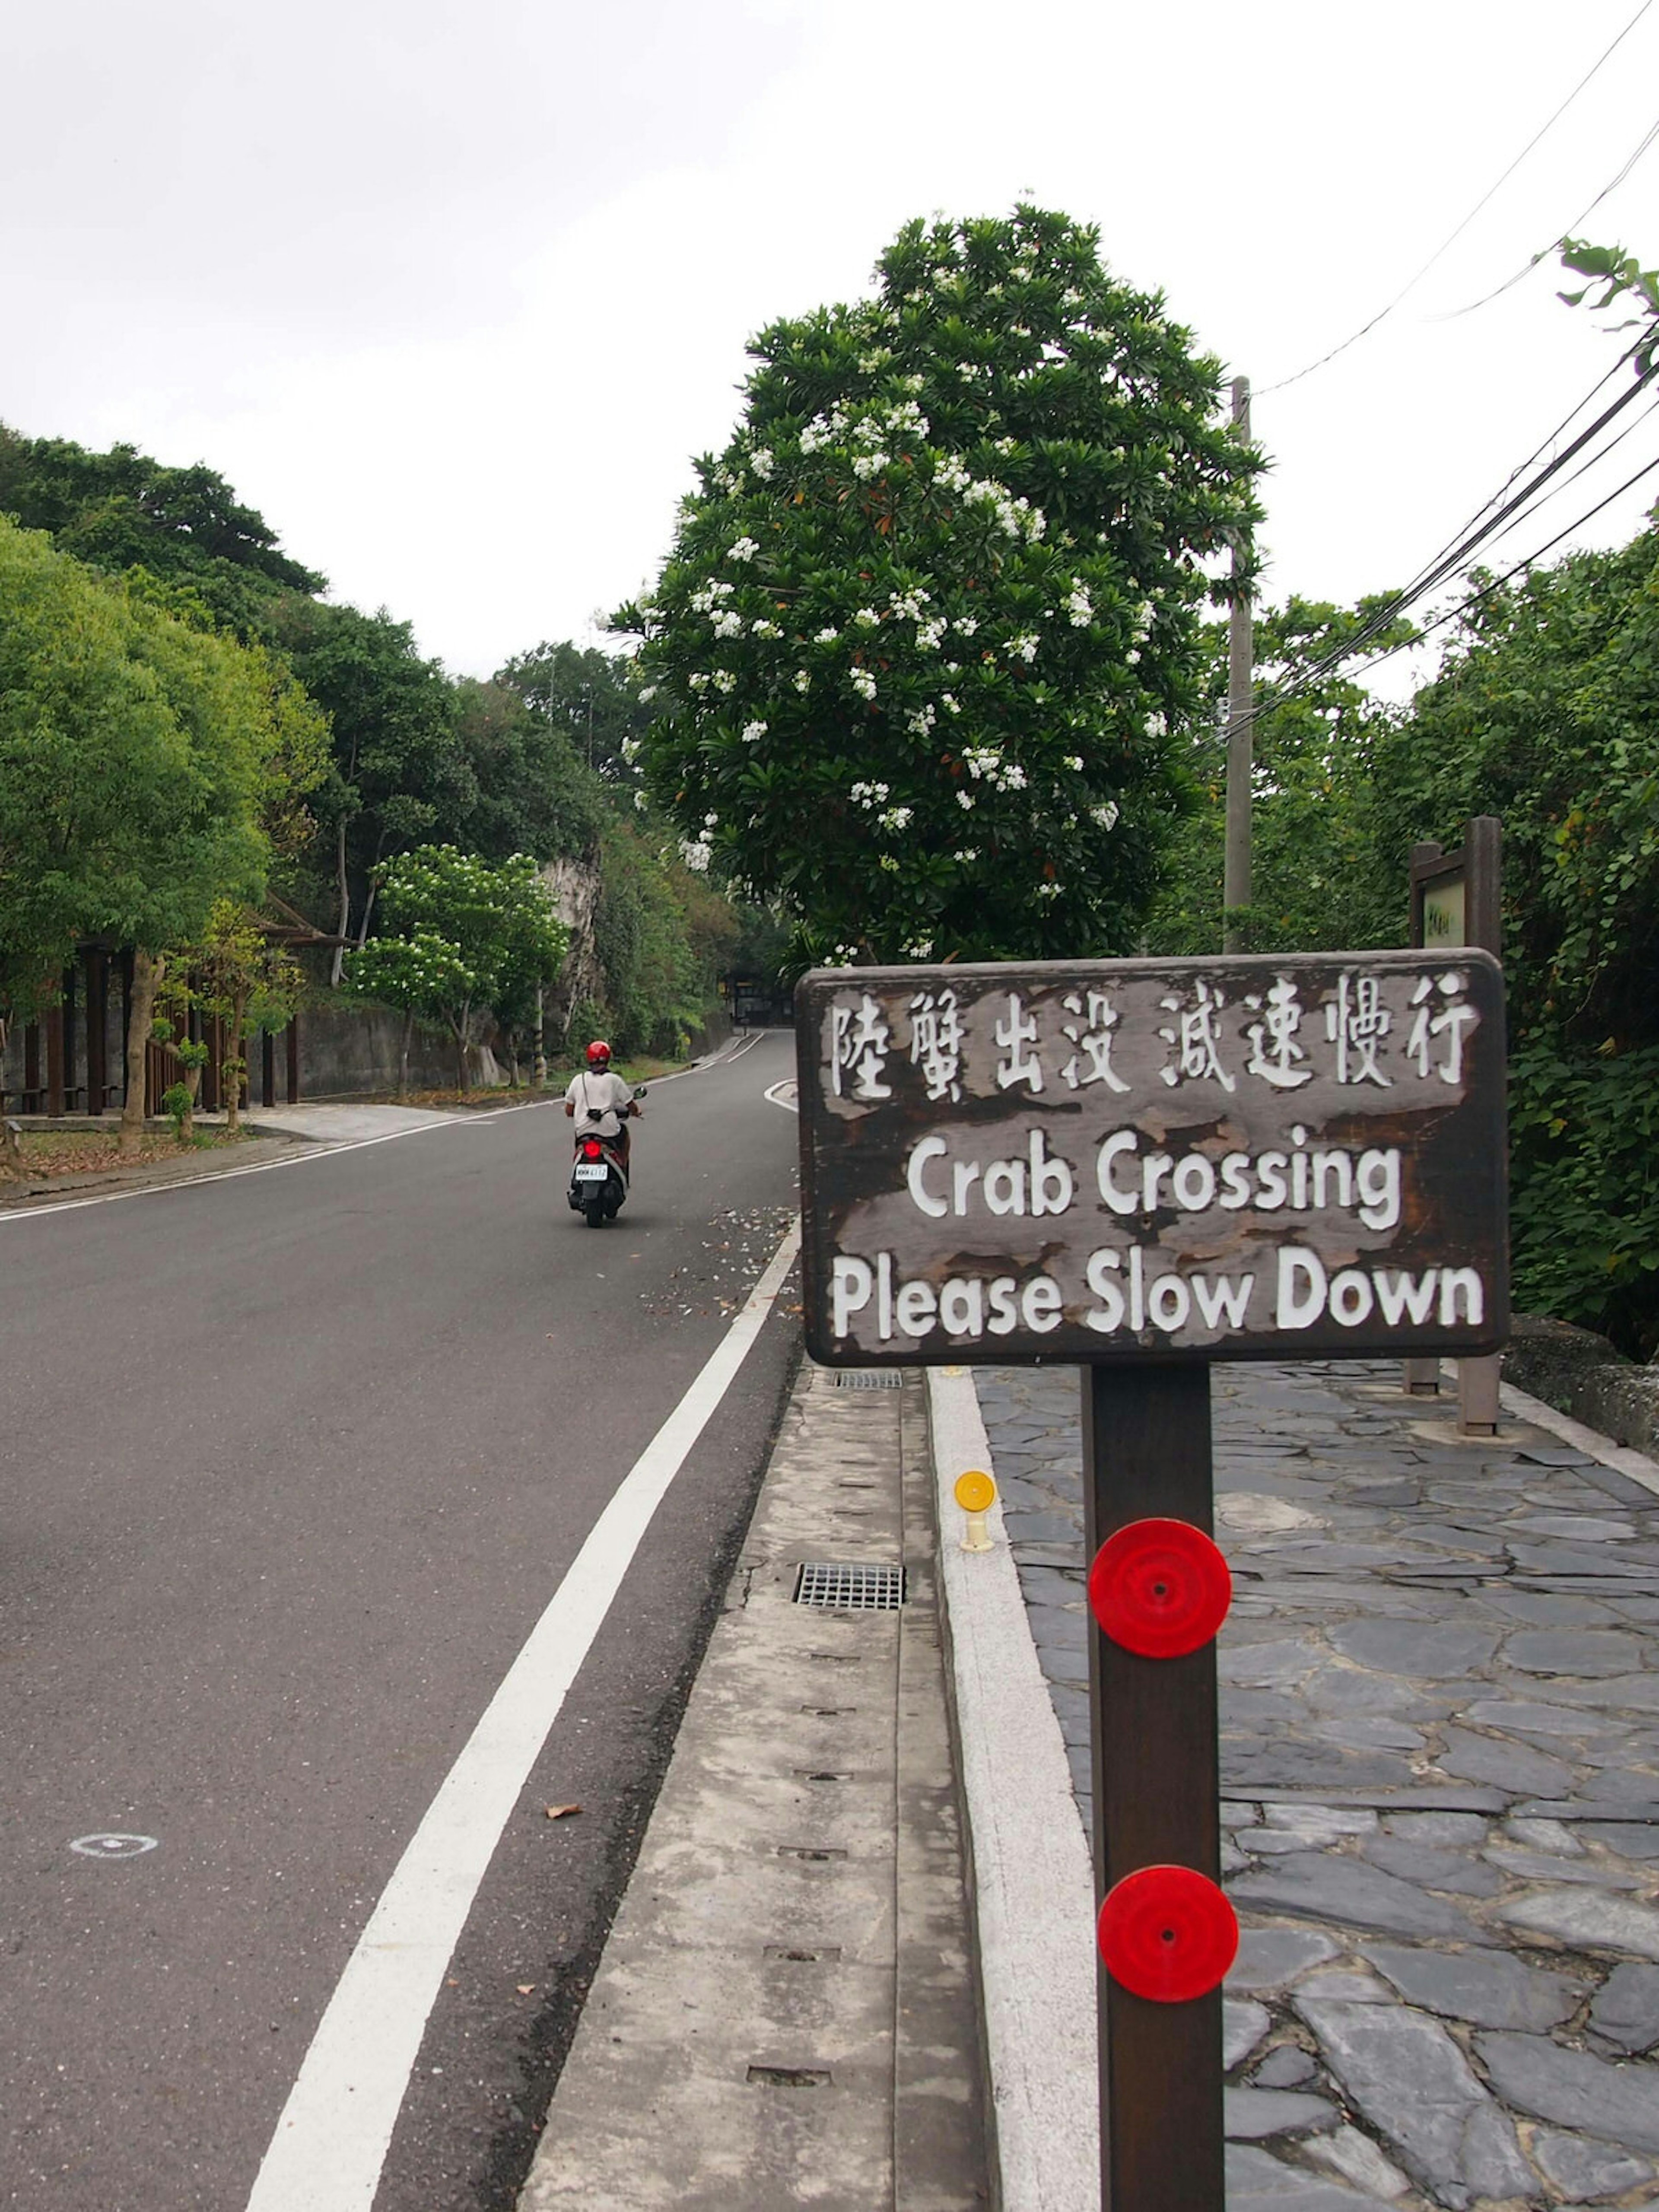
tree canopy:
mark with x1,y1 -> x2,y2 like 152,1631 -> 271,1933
617,204 -> 1262,963
0,515 -> 325,1014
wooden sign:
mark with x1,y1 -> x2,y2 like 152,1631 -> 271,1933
796,950 -> 1507,1366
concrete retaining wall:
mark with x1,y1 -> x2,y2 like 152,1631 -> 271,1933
1501,1315 -> 1659,1461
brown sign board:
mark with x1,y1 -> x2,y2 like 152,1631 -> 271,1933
796,951 -> 1508,1366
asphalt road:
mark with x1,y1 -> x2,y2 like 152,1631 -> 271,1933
0,1032 -> 801,2212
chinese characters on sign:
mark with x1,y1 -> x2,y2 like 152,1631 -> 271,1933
796,953 -> 1507,1365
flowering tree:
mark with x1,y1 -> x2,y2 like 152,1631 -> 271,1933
344,845 -> 567,1091
614,206 -> 1262,962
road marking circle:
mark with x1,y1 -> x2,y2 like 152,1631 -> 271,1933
71,1833 -> 158,1859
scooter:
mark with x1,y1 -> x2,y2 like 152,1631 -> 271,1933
567,1088 -> 646,1227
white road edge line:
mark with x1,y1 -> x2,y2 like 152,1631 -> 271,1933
244,1215 -> 802,2212
763,1078 -> 798,1114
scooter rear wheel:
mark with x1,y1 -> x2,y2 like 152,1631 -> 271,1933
583,1192 -> 606,1227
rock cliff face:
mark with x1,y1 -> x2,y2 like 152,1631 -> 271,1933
542,855 -> 604,1039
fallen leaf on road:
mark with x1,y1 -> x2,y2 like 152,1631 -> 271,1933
516,1983 -> 536,1996
544,1803 -> 582,1820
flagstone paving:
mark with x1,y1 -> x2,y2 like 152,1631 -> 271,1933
973,1357 -> 1659,2209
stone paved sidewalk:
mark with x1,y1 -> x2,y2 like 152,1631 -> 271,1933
973,1358 -> 1659,2212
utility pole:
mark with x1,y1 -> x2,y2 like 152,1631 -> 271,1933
1222,375 -> 1253,955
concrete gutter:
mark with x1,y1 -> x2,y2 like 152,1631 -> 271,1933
925,1367 -> 1098,2212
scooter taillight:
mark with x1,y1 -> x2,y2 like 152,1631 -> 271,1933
582,1140 -> 604,1160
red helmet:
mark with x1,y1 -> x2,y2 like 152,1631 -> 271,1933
585,1039 -> 612,1065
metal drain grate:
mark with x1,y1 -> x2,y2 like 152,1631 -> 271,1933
794,1562 -> 907,1611
827,1370 -> 903,1391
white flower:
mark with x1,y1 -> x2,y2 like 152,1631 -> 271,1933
750,618 -> 781,637
1036,880 -> 1062,900
878,854 -> 900,872
954,616 -> 979,636
853,607 -> 880,629
994,436 -> 1017,455
941,692 -> 960,714
741,720 -> 768,744
814,626 -> 840,644
952,849 -> 977,863
638,684 -> 658,704
688,672 -> 709,691
1009,632 -> 1039,664
857,349 -> 893,372
1065,584 -> 1093,627
851,668 -> 878,701
1125,648 -> 1141,665
849,780 -> 890,807
915,617 -> 946,651
1063,754 -> 1084,771
621,737 -> 642,763
902,938 -> 934,959
794,669 -> 811,693
877,805 -> 913,832
1091,801 -> 1121,830
728,536 -> 759,563
712,611 -> 742,638
1143,712 -> 1166,737
900,373 -> 925,393
956,789 -> 976,810
750,448 -> 774,480
713,670 -> 736,693
851,451 -> 889,480
634,790 -> 648,810
689,580 -> 735,613
934,456 -> 972,495
906,704 -> 936,736
703,812 -> 718,828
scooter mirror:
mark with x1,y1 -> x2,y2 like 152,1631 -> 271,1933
632,1085 -> 647,1099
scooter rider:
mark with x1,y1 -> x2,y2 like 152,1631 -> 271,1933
564,1039 -> 640,1171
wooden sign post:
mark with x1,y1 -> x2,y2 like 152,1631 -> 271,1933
796,951 -> 1508,2212
1407,818 -> 1504,1427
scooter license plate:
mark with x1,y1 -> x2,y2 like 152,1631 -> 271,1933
573,1162 -> 610,1183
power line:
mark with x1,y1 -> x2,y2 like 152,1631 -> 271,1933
1256,352 -> 1657,705
1307,448 -> 1659,691
1221,353 -> 1657,734
1439,108 -> 1659,319
1259,0 -> 1656,395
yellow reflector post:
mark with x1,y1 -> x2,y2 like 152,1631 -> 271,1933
954,1469 -> 996,1514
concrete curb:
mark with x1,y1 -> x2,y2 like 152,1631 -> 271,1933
1432,1355 -> 1659,1500
1497,1375 -> 1659,1500
925,1367 -> 1097,2212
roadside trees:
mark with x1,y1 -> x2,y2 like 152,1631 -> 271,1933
1149,595 -> 1418,958
344,846 -> 568,1092
615,205 -> 1262,963
0,518 -> 324,1147
1372,525 -> 1659,1357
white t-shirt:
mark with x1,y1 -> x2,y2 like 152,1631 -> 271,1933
565,1068 -> 634,1137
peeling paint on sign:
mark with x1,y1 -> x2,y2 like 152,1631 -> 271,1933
796,952 -> 1507,1365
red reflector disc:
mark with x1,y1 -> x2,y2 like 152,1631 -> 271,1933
1096,1865 -> 1238,2002
1087,1518 -> 1232,1658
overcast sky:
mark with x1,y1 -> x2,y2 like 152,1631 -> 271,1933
4,0 -> 1656,681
